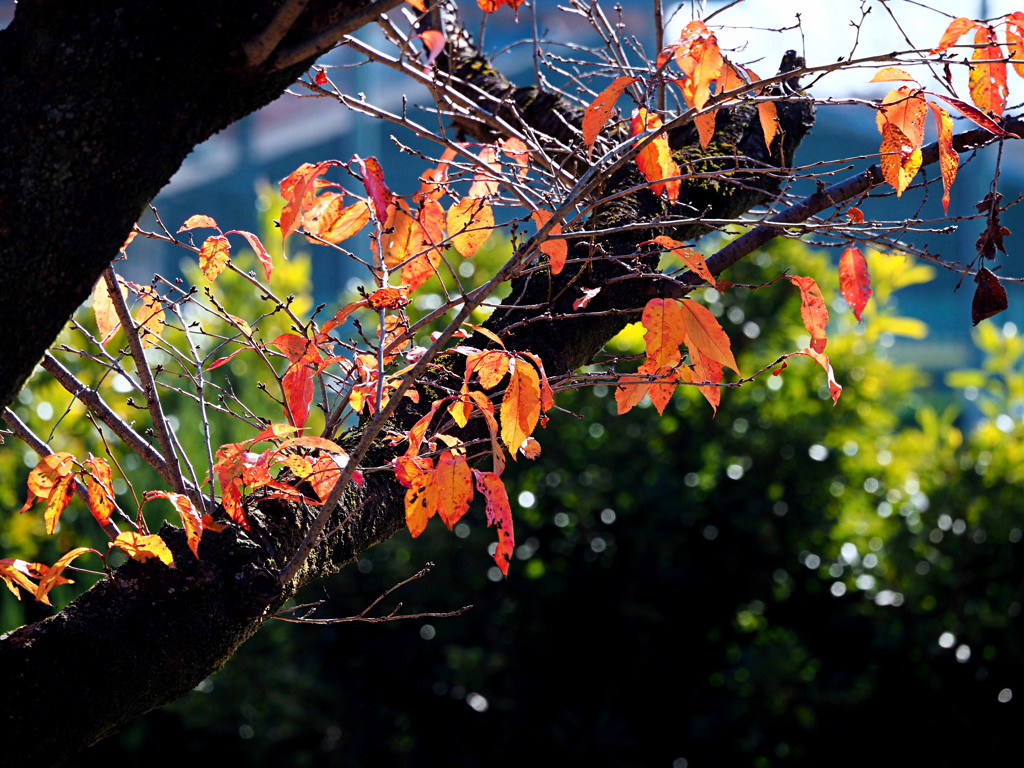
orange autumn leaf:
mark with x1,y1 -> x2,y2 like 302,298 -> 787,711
83,456 -> 116,528
531,209 -> 567,274
473,470 -> 515,576
757,101 -> 779,150
968,27 -> 1007,115
870,66 -> 918,83
684,347 -> 725,414
354,155 -> 393,224
1007,14 -> 1024,78
112,531 -> 175,567
500,358 -> 541,456
427,452 -> 474,529
500,137 -> 530,178
145,491 -> 204,558
679,299 -> 739,374
879,121 -> 922,196
468,144 -> 501,198
0,558 -> 48,602
640,359 -> 678,416
309,196 -> 371,245
447,197 -> 494,258
614,369 -> 651,415
839,247 -> 872,322
477,0 -> 525,14
927,101 -> 958,213
366,286 -> 410,310
280,161 -> 339,241
271,333 -> 322,428
630,108 -> 681,201
396,455 -> 433,537
92,275 -> 127,344
466,349 -> 511,389
645,235 -> 717,287
520,437 -> 542,459
178,214 -> 219,232
930,17 -> 981,55
22,452 -> 78,534
35,547 -> 96,605
875,86 -> 926,151
791,348 -> 842,404
668,20 -> 723,111
226,230 -> 273,281
466,389 -> 506,476
789,275 -> 829,353
641,298 -> 686,369
199,234 -> 231,281
582,76 -> 638,153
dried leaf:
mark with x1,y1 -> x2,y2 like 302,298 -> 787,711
789,275 -> 829,353
972,267 -> 1009,325
473,470 -> 515,576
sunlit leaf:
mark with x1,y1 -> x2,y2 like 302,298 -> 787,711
500,358 -> 541,456
630,108 -> 681,201
112,532 -> 175,567
839,247 -> 872,322
473,470 -> 515,576
582,76 -> 638,153
199,234 -> 231,281
789,275 -> 829,353
447,197 -> 494,258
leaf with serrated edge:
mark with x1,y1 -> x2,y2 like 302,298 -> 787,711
679,299 -> 740,373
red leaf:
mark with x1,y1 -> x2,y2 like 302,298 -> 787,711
630,108 -> 681,201
930,17 -> 982,55
178,214 -> 219,232
972,267 -> 1009,325
314,68 -> 329,85
927,102 -> 959,213
414,29 -> 446,67
226,230 -> 273,281
352,155 -> 392,224
573,287 -> 602,310
473,470 -> 515,576
789,275 -> 829,353
582,76 -> 638,153
838,247 -> 872,322
531,209 -> 567,274
83,456 -> 116,528
929,93 -> 1017,136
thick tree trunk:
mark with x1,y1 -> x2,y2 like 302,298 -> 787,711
0,0 -> 401,410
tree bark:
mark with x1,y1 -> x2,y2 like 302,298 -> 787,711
0,0 -> 402,411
